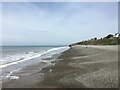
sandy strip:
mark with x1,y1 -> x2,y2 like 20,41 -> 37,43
2,45 -> 119,88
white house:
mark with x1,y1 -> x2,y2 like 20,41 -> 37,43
114,33 -> 120,37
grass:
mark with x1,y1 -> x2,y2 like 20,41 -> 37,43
69,36 -> 120,46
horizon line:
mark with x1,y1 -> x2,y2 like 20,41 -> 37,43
1,45 -> 68,47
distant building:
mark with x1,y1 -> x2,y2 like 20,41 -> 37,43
105,34 -> 113,39
114,33 -> 120,37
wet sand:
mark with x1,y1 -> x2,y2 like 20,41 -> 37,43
2,45 -> 119,88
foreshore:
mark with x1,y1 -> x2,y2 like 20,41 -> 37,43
2,45 -> 118,88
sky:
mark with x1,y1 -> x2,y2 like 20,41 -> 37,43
1,2 -> 118,45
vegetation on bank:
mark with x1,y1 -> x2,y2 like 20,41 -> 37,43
69,33 -> 120,47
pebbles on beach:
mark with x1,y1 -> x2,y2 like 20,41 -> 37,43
75,68 -> 118,88
2,45 -> 119,88
58,45 -> 118,88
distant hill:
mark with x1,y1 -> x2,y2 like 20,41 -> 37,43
69,33 -> 120,47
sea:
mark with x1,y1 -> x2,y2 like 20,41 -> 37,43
0,46 -> 69,80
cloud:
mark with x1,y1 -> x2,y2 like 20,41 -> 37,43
2,2 -> 118,45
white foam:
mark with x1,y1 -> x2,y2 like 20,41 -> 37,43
6,72 -> 19,79
9,76 -> 19,80
47,46 -> 69,53
5,71 -> 19,80
0,53 -> 43,69
41,60 -> 48,63
0,46 -> 69,69
6,72 -> 13,78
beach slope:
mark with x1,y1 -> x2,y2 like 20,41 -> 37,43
3,45 -> 118,88
38,45 -> 118,88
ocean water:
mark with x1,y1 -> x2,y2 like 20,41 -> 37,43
1,46 -> 69,80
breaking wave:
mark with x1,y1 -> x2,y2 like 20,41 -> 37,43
0,46 -> 69,69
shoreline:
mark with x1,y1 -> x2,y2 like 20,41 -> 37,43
2,45 -> 118,88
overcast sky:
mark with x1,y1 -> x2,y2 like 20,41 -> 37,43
2,2 -> 118,45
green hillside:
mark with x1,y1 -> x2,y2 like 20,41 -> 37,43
69,33 -> 120,47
